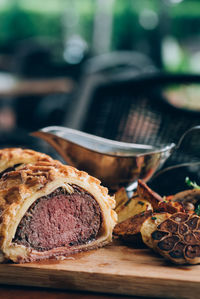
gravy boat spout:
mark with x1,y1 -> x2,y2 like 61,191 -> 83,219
31,126 -> 175,190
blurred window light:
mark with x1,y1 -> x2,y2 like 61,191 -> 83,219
0,0 -> 7,8
19,0 -> 63,13
65,11 -> 79,28
92,0 -> 114,55
162,36 -> 183,71
168,0 -> 183,4
139,9 -> 158,30
63,35 -> 87,64
0,72 -> 17,92
190,52 -> 200,73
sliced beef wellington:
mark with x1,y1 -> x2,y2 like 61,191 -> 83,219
0,148 -> 59,178
0,162 -> 117,263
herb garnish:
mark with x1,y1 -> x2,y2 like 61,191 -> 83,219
152,216 -> 157,220
162,196 -> 167,203
185,177 -> 200,215
185,177 -> 200,190
195,204 -> 200,216
138,201 -> 145,206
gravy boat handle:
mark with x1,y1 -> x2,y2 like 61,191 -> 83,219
126,125 -> 200,193
175,125 -> 200,150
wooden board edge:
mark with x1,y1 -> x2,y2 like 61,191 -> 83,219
0,265 -> 198,299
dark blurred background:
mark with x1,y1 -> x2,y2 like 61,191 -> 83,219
0,0 -> 200,167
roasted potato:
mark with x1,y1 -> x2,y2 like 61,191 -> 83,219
114,187 -> 129,210
137,179 -> 164,210
116,194 -> 152,223
157,200 -> 184,214
113,210 -> 152,245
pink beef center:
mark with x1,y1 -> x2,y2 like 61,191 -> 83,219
13,187 -> 102,251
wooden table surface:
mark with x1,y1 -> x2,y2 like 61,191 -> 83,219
0,240 -> 198,299
0,285 -> 149,299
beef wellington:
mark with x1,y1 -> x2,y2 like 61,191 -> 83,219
0,161 -> 117,263
0,148 -> 60,179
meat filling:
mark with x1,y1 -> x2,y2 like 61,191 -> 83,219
13,186 -> 102,252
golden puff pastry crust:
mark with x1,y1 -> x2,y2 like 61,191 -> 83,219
0,148 -> 58,175
0,161 -> 117,263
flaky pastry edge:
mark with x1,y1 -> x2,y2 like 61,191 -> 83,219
0,148 -> 55,173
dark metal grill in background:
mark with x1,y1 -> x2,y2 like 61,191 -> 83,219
78,78 -> 200,169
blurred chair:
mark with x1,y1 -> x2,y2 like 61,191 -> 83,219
64,51 -> 200,168
65,51 -> 156,130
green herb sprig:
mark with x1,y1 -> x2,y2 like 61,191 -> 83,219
195,204 -> 200,216
185,177 -> 200,190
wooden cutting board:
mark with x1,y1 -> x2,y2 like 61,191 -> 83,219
0,240 -> 199,299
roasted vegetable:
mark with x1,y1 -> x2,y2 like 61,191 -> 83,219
116,195 -> 152,223
137,179 -> 164,210
150,212 -> 200,264
113,210 -> 152,245
114,180 -> 200,264
140,212 -> 170,249
114,185 -> 152,223
172,189 -> 200,212
114,187 -> 129,210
